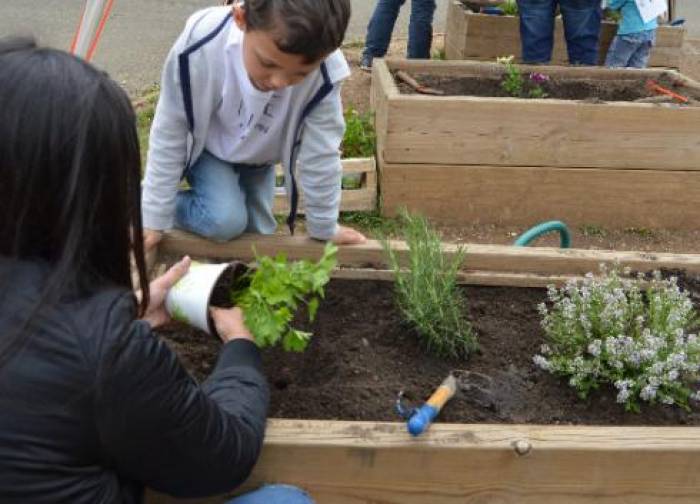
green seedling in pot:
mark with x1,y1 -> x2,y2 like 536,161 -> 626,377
230,243 -> 338,352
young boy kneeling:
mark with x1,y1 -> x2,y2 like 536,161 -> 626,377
142,0 -> 366,251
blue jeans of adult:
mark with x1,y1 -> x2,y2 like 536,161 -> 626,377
362,0 -> 437,63
226,484 -> 315,504
175,150 -> 277,241
516,0 -> 602,65
604,30 -> 656,68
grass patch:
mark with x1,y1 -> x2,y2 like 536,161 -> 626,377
580,224 -> 608,238
342,39 -> 365,50
134,85 -> 159,170
339,211 -> 401,238
624,227 -> 656,239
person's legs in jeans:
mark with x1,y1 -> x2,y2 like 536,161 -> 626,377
227,484 -> 314,504
560,0 -> 602,65
627,31 -> 655,68
516,0 -> 557,63
362,0 -> 406,67
407,0 -> 437,58
175,151 -> 248,241
604,34 -> 640,67
237,164 -> 277,234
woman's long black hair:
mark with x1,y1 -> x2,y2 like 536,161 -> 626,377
0,37 -> 149,364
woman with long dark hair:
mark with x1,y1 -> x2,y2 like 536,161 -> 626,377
0,38 -> 311,504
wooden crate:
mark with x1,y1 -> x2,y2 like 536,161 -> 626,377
148,232 -> 700,504
445,0 -> 686,68
372,58 -> 700,229
274,157 -> 377,214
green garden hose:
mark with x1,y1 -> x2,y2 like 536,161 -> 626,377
514,220 -> 572,248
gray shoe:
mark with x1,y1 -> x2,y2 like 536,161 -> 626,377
360,54 -> 372,72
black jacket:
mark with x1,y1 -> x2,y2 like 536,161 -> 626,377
0,260 -> 269,503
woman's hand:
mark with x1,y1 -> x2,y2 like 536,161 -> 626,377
210,307 -> 255,344
140,256 -> 191,328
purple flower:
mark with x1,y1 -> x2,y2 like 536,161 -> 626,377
529,72 -> 550,85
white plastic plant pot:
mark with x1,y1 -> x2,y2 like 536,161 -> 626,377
165,261 -> 248,336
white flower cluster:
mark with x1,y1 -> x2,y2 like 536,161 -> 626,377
533,266 -> 700,412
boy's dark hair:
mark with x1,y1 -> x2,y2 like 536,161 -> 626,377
236,0 -> 351,62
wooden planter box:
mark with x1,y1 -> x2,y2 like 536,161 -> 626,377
372,58 -> 700,229
274,157 -> 377,214
445,0 -> 686,68
148,232 -> 700,504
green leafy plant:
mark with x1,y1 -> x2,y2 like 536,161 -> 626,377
342,107 -> 376,158
535,266 -> 700,412
231,243 -> 338,351
432,47 -> 447,60
383,210 -> 477,359
498,56 -> 524,97
499,0 -> 519,15
497,57 -> 550,99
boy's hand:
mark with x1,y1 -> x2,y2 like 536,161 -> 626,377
144,228 -> 163,253
332,225 -> 367,245
143,228 -> 162,274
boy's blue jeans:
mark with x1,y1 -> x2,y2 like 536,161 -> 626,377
604,30 -> 656,68
516,0 -> 602,65
226,484 -> 314,504
362,0 -> 437,62
175,150 -> 277,241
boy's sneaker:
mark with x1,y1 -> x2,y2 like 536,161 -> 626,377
359,54 -> 372,72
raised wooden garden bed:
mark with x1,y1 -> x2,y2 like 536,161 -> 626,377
372,58 -> 700,229
148,232 -> 700,504
445,0 -> 686,68
274,157 -> 377,214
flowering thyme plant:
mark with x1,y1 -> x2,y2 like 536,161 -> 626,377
534,266 -> 700,412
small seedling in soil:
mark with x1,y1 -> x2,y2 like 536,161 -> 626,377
498,55 -> 524,97
498,56 -> 550,99
528,72 -> 550,98
580,224 -> 608,238
624,227 -> 656,239
535,266 -> 700,412
383,210 -> 477,359
214,243 -> 337,351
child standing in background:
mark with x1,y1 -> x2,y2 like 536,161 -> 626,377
604,0 -> 660,68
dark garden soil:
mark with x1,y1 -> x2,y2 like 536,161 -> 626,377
397,72 -> 700,104
158,275 -> 700,427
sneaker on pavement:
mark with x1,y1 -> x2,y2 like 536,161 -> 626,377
359,55 -> 372,72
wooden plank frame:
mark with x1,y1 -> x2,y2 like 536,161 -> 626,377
371,58 -> 700,228
151,233 -> 700,503
444,0 -> 686,68
274,157 -> 377,214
